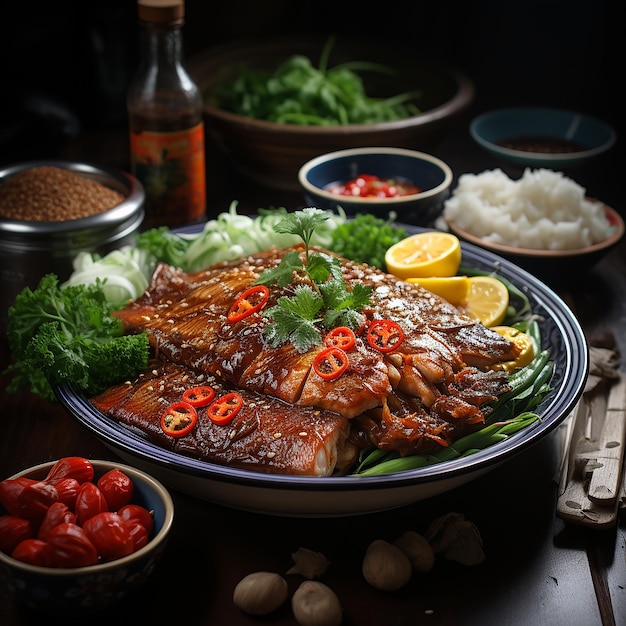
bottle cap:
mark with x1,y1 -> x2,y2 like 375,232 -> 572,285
137,0 -> 184,24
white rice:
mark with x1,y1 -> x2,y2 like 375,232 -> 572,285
442,168 -> 610,250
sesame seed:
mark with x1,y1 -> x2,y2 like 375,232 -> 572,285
0,166 -> 124,221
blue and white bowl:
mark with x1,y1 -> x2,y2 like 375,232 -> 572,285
298,147 -> 453,226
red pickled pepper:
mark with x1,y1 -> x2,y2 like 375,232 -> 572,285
327,174 -> 421,198
0,457 -> 156,568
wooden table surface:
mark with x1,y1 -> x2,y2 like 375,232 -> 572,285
1,111 -> 625,626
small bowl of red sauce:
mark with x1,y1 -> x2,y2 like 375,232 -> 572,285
470,107 -> 616,169
298,147 -> 453,226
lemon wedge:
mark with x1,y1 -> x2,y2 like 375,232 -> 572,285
462,276 -> 509,327
385,232 -> 462,279
490,326 -> 536,373
406,276 -> 470,305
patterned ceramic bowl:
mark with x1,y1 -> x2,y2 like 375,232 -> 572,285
0,459 -> 174,616
298,147 -> 453,227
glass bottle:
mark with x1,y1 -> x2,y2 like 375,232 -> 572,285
127,0 -> 206,228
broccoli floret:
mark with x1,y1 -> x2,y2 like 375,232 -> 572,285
330,213 -> 407,271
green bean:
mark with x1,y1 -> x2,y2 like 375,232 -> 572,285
353,414 -> 539,476
353,447 -> 396,473
355,454 -> 430,476
497,412 -> 540,434
495,349 -> 550,405
525,318 -> 542,351
486,360 -> 553,425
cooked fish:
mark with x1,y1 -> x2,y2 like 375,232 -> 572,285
91,362 -> 357,476
96,245 -> 518,474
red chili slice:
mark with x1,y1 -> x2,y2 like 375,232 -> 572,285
366,319 -> 405,353
324,326 -> 356,351
312,347 -> 349,381
182,385 -> 216,408
207,392 -> 243,425
160,401 -> 198,438
227,285 -> 270,323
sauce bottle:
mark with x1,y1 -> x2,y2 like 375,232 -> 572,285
127,0 -> 206,228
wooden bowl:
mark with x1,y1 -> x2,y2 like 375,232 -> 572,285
190,35 -> 474,191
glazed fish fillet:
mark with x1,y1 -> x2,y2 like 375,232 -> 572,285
114,246 -> 517,418
96,245 -> 519,474
91,362 -> 357,476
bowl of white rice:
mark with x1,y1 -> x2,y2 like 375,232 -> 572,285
442,168 -> 624,283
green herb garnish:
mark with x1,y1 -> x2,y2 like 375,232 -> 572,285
215,37 -> 422,126
254,208 -> 372,352
4,274 -> 150,401
330,213 -> 408,270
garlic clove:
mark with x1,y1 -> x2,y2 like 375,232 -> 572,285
393,530 -> 435,573
233,571 -> 289,615
291,580 -> 342,626
362,539 -> 412,591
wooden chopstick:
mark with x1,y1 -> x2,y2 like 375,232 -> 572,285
587,374 -> 626,506
556,373 -> 626,529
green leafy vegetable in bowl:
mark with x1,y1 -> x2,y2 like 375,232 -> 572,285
215,37 -> 422,125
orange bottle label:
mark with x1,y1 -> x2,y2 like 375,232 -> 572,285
130,122 -> 206,227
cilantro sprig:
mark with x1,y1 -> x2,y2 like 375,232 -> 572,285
215,37 -> 422,126
254,208 -> 371,352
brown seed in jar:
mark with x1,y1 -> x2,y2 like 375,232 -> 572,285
0,166 -> 125,222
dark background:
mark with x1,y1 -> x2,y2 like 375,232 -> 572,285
0,0 -> 623,167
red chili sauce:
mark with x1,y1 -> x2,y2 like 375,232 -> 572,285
325,174 -> 421,198
496,136 -> 586,154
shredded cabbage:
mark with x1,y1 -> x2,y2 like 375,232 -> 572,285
64,247 -> 155,307
63,202 -> 346,306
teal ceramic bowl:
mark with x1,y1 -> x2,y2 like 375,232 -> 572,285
470,107 -> 616,168
0,459 -> 174,616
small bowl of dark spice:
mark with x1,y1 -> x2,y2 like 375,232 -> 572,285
0,160 -> 144,333
470,107 -> 616,169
